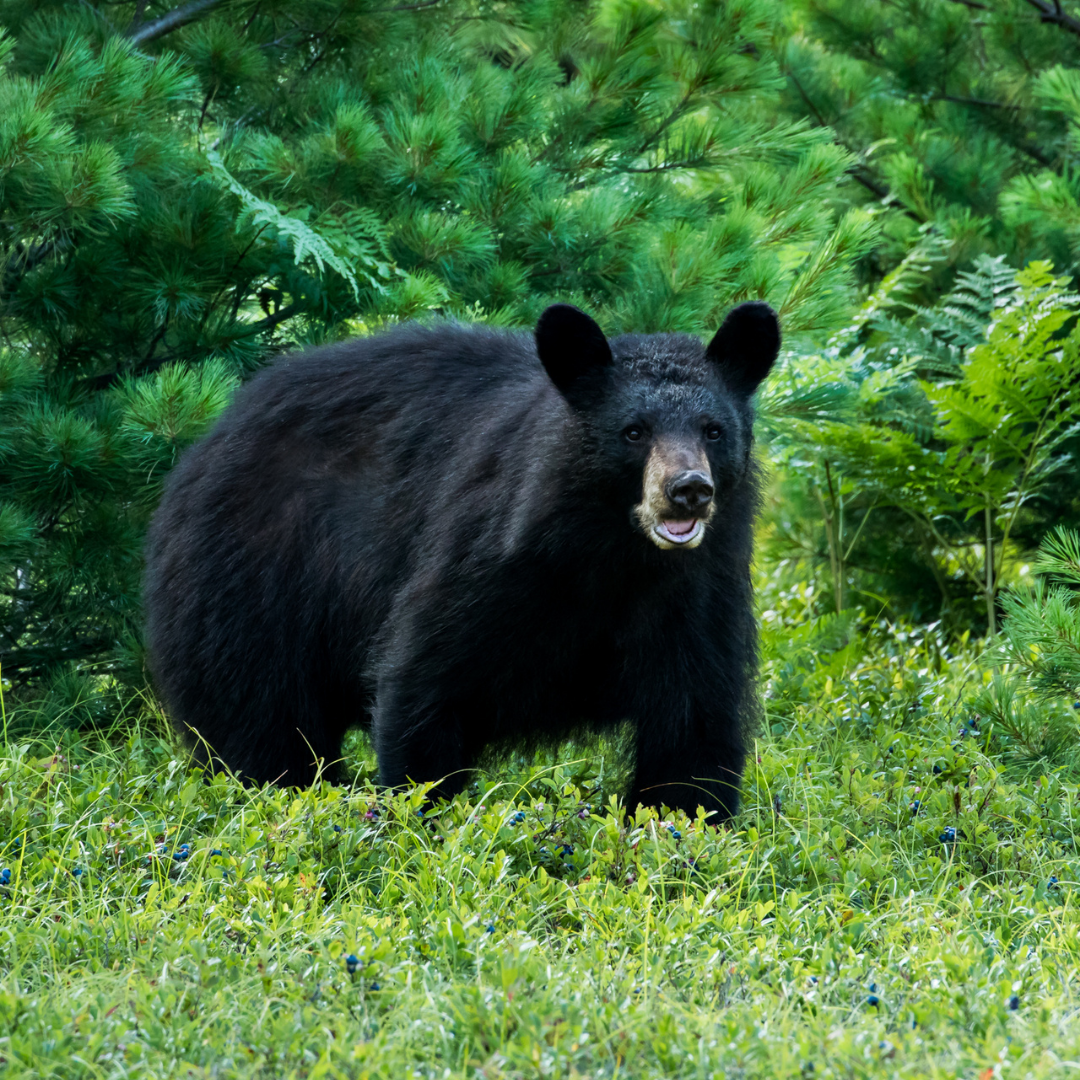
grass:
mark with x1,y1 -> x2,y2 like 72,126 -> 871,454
1,599 -> 1080,1077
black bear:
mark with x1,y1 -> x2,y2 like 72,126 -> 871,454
144,301 -> 779,819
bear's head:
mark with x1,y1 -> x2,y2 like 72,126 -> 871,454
536,302 -> 779,551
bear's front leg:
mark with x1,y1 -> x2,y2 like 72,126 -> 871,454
372,680 -> 474,803
626,710 -> 747,822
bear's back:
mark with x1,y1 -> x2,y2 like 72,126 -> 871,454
220,321 -> 542,447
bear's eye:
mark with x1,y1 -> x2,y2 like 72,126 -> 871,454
624,426 -> 644,442
705,424 -> 722,441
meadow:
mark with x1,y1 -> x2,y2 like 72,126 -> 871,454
1,578 -> 1077,1079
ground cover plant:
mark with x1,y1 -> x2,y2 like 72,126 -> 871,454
3,561 -> 1080,1078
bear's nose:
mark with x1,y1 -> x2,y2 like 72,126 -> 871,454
666,471 -> 714,514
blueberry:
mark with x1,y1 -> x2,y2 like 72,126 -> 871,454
1008,994 -> 1020,1011
933,765 -> 943,775
670,830 -> 681,840
345,954 -> 360,974
939,826 -> 957,844
910,800 -> 921,816
210,849 -> 222,857
72,867 -> 83,877
485,924 -> 495,934
333,825 -> 343,833
0,868 -> 10,886
559,844 -> 573,857
869,982 -> 877,992
867,994 -> 880,1007
1049,876 -> 1060,890
370,982 -> 380,991
809,976 -> 818,984
511,811 -> 526,824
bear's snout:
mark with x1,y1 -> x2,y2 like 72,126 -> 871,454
665,470 -> 714,516
633,440 -> 716,550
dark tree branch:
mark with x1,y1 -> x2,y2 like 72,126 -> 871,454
848,168 -> 925,222
2,236 -> 73,297
786,68 -> 828,128
937,94 -> 1020,109
373,0 -> 443,10
247,300 -> 303,333
127,0 -> 229,45
1024,0 -> 1080,38
80,300 -> 306,391
1,639 -> 118,682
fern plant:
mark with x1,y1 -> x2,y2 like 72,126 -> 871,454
767,257 -> 1080,629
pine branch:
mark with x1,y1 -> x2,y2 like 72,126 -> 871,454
80,301 -> 305,391
786,67 -> 925,222
127,0 -> 230,45
1024,0 -> 1080,38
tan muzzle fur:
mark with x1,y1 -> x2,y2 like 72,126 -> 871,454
633,439 -> 715,550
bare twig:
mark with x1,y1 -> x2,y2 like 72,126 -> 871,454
937,94 -> 1020,110
1024,0 -> 1080,38
127,0 -> 229,46
374,0 -> 443,10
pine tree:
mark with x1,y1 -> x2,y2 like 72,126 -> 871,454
780,0 -> 1080,282
0,0 -> 870,714
977,528 -> 1080,769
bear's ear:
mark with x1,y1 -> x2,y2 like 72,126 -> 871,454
536,303 -> 613,397
705,301 -> 781,396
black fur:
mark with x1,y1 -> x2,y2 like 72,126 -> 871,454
144,304 -> 779,819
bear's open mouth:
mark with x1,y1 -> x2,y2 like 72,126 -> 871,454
654,519 -> 702,545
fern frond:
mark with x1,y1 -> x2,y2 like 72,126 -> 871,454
208,151 -> 391,301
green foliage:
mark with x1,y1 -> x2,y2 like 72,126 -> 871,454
779,0 -> 1080,284
0,0 -> 871,687
765,258 -> 1080,630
